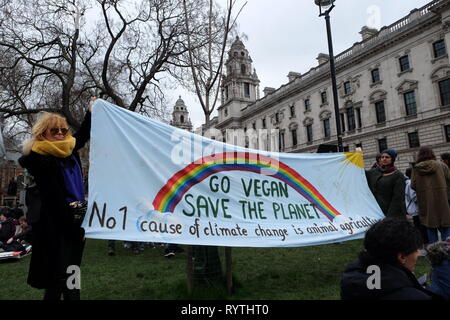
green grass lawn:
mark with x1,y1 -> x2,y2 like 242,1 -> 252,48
0,239 -> 432,300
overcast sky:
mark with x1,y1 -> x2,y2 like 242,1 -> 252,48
171,0 -> 433,130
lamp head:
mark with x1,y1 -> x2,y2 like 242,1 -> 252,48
315,0 -> 334,7
315,0 -> 335,15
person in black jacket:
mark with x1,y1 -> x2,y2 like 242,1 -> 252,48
9,216 -> 33,244
18,98 -> 94,300
341,218 -> 440,300
365,149 -> 406,218
0,210 -> 16,246
1,215 -> 30,253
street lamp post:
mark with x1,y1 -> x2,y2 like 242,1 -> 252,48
315,0 -> 343,152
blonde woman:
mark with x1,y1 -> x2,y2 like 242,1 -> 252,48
18,98 -> 95,300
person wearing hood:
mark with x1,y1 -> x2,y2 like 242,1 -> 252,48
412,147 -> 450,244
365,149 -> 406,218
341,218 -> 439,300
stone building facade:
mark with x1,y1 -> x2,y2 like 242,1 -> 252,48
203,0 -> 450,172
171,96 -> 193,132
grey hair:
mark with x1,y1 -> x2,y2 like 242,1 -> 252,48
426,240 -> 450,266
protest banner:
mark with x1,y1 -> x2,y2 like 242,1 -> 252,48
82,99 -> 384,247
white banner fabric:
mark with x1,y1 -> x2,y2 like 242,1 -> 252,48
82,99 -> 384,247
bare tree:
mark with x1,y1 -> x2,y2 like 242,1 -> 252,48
177,0 -> 246,291
0,0 -> 211,130
80,0 -> 206,121
0,0 -> 91,128
180,0 -> 246,125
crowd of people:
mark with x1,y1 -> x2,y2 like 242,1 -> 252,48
0,206 -> 32,253
5,96 -> 449,300
364,147 -> 450,245
341,147 -> 450,300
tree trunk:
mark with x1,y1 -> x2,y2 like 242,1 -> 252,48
186,245 -> 194,294
192,245 -> 223,286
225,247 -> 233,294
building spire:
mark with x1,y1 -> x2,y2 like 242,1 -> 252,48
170,96 -> 193,132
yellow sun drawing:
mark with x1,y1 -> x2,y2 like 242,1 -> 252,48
343,152 -> 364,168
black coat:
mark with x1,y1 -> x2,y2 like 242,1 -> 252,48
365,168 -> 406,218
18,111 -> 91,289
341,260 -> 438,300
25,185 -> 41,224
0,218 -> 16,242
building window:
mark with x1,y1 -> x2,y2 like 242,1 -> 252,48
279,131 -> 285,151
180,115 -> 184,123
356,108 -> 362,128
225,86 -> 229,100
252,122 -> 256,130
290,105 -> 296,117
224,107 -> 228,117
275,112 -> 279,123
241,64 -> 246,75
323,119 -> 331,138
321,91 -> 327,104
399,55 -> 410,72
404,91 -> 417,116
445,125 -> 450,142
291,129 -> 297,146
304,99 -> 311,111
244,82 -> 250,98
378,138 -> 388,153
340,114 -> 346,132
262,118 -> 266,129
355,142 -> 362,149
306,125 -> 313,142
371,68 -> 380,83
375,101 -> 386,123
344,81 -> 352,95
408,132 -> 420,148
438,78 -> 450,106
433,40 -> 446,58
347,107 -> 356,131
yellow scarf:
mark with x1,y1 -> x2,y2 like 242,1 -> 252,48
31,136 -> 76,158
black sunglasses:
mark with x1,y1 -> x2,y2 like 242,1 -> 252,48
50,127 -> 69,135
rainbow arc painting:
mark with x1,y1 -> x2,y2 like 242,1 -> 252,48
153,152 -> 341,221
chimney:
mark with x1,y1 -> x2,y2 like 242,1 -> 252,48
263,87 -> 276,96
287,72 -> 302,82
359,26 -> 378,40
316,53 -> 330,65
